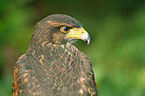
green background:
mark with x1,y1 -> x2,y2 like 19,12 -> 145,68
0,0 -> 145,96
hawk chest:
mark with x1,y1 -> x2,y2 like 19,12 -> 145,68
28,44 -> 81,91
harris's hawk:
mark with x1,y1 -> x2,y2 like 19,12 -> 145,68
12,14 -> 98,96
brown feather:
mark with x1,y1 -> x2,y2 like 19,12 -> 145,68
12,65 -> 19,96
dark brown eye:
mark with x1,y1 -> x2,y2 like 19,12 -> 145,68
60,26 -> 70,33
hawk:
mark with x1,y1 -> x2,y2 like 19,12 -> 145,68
12,14 -> 98,96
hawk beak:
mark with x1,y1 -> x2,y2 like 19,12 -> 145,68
66,27 -> 90,45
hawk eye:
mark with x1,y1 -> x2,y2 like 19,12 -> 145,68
60,26 -> 70,33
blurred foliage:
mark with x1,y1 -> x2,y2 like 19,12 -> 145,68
0,0 -> 145,96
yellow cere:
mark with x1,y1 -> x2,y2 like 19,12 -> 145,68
66,27 -> 86,39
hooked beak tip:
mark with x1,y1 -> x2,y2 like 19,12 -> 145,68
86,34 -> 90,45
87,39 -> 90,45
81,32 -> 90,45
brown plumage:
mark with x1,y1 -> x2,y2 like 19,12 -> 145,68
12,14 -> 98,96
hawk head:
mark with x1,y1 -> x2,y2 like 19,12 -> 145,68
30,14 -> 90,46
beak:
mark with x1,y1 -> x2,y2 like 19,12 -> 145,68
66,27 -> 90,45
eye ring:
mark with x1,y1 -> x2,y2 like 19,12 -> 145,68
60,26 -> 70,33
